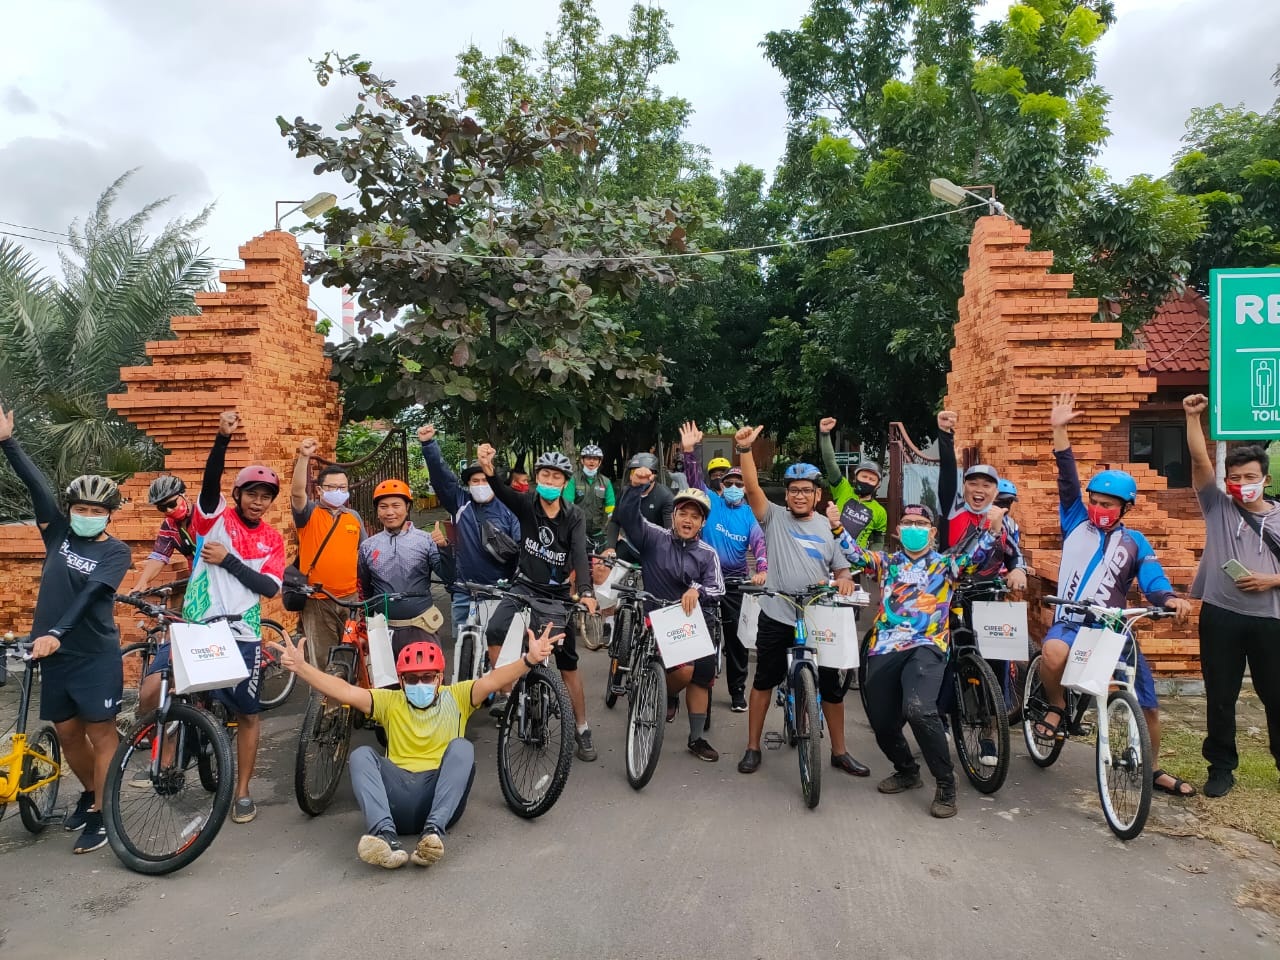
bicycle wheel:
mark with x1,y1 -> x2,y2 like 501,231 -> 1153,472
1022,655 -> 1066,767
1097,689 -> 1153,841
950,650 -> 1010,794
256,620 -> 295,710
579,609 -> 607,651
625,659 -> 666,790
18,724 -> 61,833
857,625 -> 874,719
497,665 -> 574,818
456,626 -> 479,682
605,607 -> 633,709
294,662 -> 355,816
104,701 -> 234,875
795,667 -> 822,809
117,642 -> 154,737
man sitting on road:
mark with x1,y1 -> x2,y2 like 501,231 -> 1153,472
271,624 -> 558,869
130,475 -> 197,595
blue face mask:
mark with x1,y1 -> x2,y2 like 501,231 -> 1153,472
69,514 -> 109,538
536,483 -> 562,502
722,485 -> 745,505
899,526 -> 931,553
403,682 -> 437,709
582,467 -> 598,478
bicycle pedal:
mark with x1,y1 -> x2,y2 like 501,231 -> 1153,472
763,731 -> 785,750
1070,722 -> 1092,737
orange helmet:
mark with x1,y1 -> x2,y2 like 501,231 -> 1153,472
396,641 -> 445,675
373,479 -> 413,503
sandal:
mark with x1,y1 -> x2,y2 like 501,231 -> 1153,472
1033,704 -> 1067,741
1152,769 -> 1197,798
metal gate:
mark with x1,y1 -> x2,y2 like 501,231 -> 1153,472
309,429 -> 409,531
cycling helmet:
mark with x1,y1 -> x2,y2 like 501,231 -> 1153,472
534,451 -> 573,478
854,460 -> 882,480
996,479 -> 1018,499
396,640 -> 446,676
626,452 -> 659,473
233,465 -> 280,495
783,463 -> 822,484
673,488 -> 712,518
147,475 -> 186,505
65,474 -> 121,510
373,478 -> 413,503
1085,469 -> 1137,504
707,456 -> 733,474
579,444 -> 604,459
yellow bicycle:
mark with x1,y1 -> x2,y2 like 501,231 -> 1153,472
0,632 -> 62,832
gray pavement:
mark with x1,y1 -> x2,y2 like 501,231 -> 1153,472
2,646 -> 1278,960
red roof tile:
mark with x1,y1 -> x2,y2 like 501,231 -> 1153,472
1136,288 -> 1209,373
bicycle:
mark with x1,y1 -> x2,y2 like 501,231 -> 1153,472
1022,597 -> 1175,841
598,555 -> 643,709
449,584 -> 504,684
460,580 -> 577,818
104,594 -> 236,875
0,633 -> 61,833
738,583 -> 867,809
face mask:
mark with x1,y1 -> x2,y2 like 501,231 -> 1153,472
470,483 -> 494,503
166,500 -> 189,521
708,477 -> 724,493
536,483 -> 562,502
899,527 -> 931,553
722,485 -> 745,505
1227,481 -> 1266,505
70,514 -> 109,538
582,467 -> 598,478
403,682 -> 437,709
994,497 -> 1015,510
854,480 -> 878,498
512,481 -> 530,493
320,489 -> 350,508
966,500 -> 992,515
1086,503 -> 1123,530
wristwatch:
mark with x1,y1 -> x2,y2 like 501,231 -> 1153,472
736,445 -> 753,454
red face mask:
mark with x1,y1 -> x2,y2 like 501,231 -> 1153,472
166,499 -> 189,521
1086,503 -> 1122,530
511,480 -> 530,494
1226,480 -> 1266,504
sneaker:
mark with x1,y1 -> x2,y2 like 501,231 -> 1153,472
411,832 -> 445,867
737,748 -> 762,774
230,797 -> 258,824
688,738 -> 719,762
73,810 -> 108,854
666,695 -> 679,723
488,694 -> 509,719
930,782 -> 958,819
979,739 -> 999,768
1203,769 -> 1235,798
64,790 -> 94,832
358,831 -> 409,869
877,771 -> 924,794
575,728 -> 597,762
730,692 -> 748,713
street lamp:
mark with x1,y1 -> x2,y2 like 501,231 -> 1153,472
274,192 -> 339,230
929,178 -> 1007,218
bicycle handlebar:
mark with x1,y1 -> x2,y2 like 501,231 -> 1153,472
1041,596 -> 1178,620
458,581 -> 590,614
737,582 -> 868,608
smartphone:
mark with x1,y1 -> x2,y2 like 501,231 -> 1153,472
1222,559 -> 1252,582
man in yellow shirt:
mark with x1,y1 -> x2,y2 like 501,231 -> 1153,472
271,624 -> 556,869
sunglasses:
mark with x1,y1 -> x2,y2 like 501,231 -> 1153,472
156,498 -> 182,513
401,672 -> 441,685
720,479 -> 744,488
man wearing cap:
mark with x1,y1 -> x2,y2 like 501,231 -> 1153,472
679,421 -> 768,712
819,417 -> 887,550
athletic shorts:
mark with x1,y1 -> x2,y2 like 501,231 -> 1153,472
667,652 -> 717,688
147,637 -> 263,716
485,587 -> 577,672
752,613 -> 851,705
1043,621 -> 1157,711
39,651 -> 124,724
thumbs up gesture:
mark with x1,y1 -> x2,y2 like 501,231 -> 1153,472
431,520 -> 448,547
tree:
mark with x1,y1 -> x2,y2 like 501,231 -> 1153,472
0,173 -> 215,521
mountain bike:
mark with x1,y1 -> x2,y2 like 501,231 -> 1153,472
1022,597 -> 1175,841
449,585 -> 504,684
0,633 -> 61,833
599,556 -> 644,709
739,583 -> 867,809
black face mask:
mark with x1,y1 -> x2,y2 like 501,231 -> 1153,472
708,476 -> 724,493
994,497 -> 1015,510
854,480 -> 878,498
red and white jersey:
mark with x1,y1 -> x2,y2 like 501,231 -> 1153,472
182,496 -> 285,636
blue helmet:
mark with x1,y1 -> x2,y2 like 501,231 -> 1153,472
783,462 -> 822,483
996,479 -> 1018,498
1086,469 -> 1137,504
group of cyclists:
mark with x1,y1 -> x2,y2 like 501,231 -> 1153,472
6,384 -> 1260,872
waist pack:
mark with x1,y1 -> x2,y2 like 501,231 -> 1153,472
481,519 -> 521,568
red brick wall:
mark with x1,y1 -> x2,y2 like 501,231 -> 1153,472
0,231 -> 341,641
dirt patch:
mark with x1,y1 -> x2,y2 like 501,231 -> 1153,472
1237,878 -> 1280,918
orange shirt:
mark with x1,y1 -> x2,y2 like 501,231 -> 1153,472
293,502 -> 365,596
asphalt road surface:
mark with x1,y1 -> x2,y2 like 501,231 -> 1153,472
2,646 -> 1277,960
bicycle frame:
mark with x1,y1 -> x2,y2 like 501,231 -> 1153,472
0,642 -> 59,804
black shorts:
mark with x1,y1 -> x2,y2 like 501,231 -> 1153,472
485,587 -> 578,672
39,651 -> 124,724
147,637 -> 263,716
752,614 -> 851,704
667,652 -> 717,688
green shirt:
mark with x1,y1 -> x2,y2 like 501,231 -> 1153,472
830,479 -> 888,549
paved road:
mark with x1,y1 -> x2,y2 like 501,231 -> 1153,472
2,647 -> 1277,960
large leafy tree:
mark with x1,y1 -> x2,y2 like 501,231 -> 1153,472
0,173 -> 215,520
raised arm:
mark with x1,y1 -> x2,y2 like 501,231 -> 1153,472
418,423 -> 462,512
1050,391 -> 1079,454
735,425 -> 769,522
818,417 -> 842,487
1182,394 -> 1215,491
0,404 -> 61,527
478,443 -> 523,515
271,634 -> 374,714
290,437 -> 317,514
615,474 -> 662,551
936,410 -> 958,549
202,411 -> 240,514
679,421 -> 706,491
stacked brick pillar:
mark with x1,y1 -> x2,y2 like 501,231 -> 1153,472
945,217 -> 1204,674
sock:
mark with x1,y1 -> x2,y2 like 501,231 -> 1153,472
688,712 -> 707,744
576,722 -> 588,735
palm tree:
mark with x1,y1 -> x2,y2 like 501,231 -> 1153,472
0,171 -> 216,520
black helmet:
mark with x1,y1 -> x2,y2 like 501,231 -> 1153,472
626,453 -> 659,473
65,474 -> 122,510
147,475 -> 186,505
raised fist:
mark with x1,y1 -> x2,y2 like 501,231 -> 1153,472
819,417 -> 837,435
936,410 -> 957,434
476,443 -> 496,466
418,423 -> 436,443
1182,394 -> 1208,418
297,437 -> 319,458
218,411 -> 242,437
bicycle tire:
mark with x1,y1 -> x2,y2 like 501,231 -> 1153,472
117,642 -> 154,737
1097,688 -> 1153,841
605,606 -> 634,709
104,701 -> 234,875
1022,655 -> 1066,767
257,620 -> 296,710
456,627 -> 478,682
18,724 -> 62,833
795,666 -> 822,809
625,659 -> 666,790
497,665 -> 574,818
857,625 -> 874,719
949,650 -> 1010,794
294,662 -> 355,816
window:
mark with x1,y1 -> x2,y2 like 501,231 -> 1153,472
1129,421 -> 1190,488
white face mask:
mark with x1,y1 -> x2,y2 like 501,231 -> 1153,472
320,489 -> 350,508
470,483 -> 495,503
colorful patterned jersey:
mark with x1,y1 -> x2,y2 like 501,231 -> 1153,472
183,497 -> 285,638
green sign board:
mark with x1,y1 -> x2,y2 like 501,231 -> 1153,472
1211,268 -> 1280,439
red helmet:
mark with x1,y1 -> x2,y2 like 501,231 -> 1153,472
233,464 -> 280,495
396,641 -> 445,675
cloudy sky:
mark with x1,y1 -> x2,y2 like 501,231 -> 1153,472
3,0 -> 1277,321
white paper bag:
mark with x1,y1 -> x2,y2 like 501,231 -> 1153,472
366,614 -> 399,688
971,601 -> 1030,661
496,608 -> 531,668
650,603 -> 716,668
804,603 -> 860,669
1060,626 -> 1127,697
738,593 -> 761,650
170,620 -> 249,694
594,560 -> 636,608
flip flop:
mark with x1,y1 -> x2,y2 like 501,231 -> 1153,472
1152,769 -> 1197,798
1033,703 -> 1067,741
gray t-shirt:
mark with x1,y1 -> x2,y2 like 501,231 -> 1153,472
1190,483 -> 1280,620
758,502 -> 850,625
